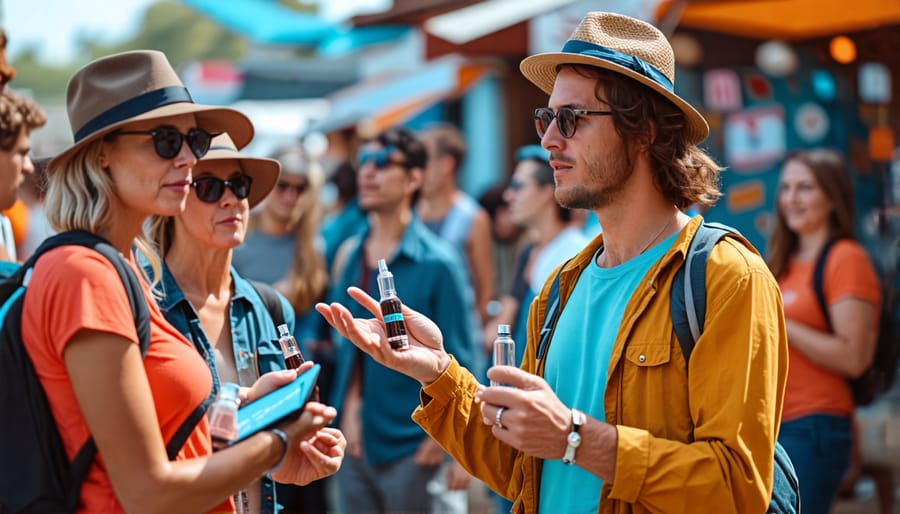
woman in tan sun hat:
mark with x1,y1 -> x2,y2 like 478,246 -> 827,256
316,11 -> 791,514
21,51 -> 338,513
146,133 -> 346,514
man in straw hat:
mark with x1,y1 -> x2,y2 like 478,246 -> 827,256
19,49 -> 337,513
316,11 -> 788,513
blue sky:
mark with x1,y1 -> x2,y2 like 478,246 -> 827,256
3,0 -> 390,65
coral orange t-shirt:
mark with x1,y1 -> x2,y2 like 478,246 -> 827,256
778,240 -> 882,422
21,246 -> 231,513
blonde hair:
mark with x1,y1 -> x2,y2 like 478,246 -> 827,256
258,145 -> 328,313
45,139 -> 162,286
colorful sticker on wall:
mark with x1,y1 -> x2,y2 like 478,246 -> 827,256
726,180 -> 766,214
724,105 -> 786,172
703,69 -> 743,112
794,102 -> 830,143
745,73 -> 772,101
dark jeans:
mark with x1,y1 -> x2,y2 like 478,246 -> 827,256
778,414 -> 852,514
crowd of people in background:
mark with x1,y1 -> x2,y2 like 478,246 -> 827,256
0,8 -> 895,514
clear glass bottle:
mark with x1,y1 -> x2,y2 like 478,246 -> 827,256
208,382 -> 240,450
491,324 -> 515,387
277,323 -> 304,370
377,259 -> 409,350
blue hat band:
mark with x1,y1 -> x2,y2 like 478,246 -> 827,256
74,86 -> 194,142
561,40 -> 673,93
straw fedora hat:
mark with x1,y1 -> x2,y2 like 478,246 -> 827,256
48,50 -> 254,173
198,133 -> 280,208
520,12 -> 708,145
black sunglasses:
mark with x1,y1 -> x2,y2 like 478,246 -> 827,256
533,107 -> 613,139
357,146 -> 407,170
191,175 -> 253,203
275,180 -> 309,195
109,126 -> 216,159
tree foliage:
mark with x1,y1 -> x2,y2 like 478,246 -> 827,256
9,0 -> 248,100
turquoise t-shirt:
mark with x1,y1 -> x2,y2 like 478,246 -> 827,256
538,232 -> 678,514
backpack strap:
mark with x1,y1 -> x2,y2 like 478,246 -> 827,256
670,222 -> 734,363
537,259 -> 572,361
812,238 -> 840,332
22,231 -> 151,512
249,279 -> 287,329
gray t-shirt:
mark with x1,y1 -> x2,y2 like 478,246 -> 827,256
232,231 -> 296,284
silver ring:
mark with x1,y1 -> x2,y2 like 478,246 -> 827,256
495,407 -> 506,429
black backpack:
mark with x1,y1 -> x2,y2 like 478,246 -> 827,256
0,231 -> 202,514
538,222 -> 800,513
812,238 -> 899,406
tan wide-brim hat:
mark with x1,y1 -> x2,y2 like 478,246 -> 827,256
520,11 -> 709,145
198,133 -> 280,208
48,50 -> 254,173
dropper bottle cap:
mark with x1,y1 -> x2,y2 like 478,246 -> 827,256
497,324 -> 511,336
277,324 -> 290,338
377,259 -> 396,299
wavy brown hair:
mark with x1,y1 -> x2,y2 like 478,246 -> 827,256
563,64 -> 722,210
767,148 -> 856,278
0,89 -> 46,151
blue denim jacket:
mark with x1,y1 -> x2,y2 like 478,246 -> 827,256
151,263 -> 297,514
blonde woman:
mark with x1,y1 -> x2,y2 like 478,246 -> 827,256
24,50 -> 339,513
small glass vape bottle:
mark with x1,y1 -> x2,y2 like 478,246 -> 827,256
277,323 -> 320,401
277,323 -> 305,370
376,259 -> 409,351
208,382 -> 240,449
491,324 -> 516,387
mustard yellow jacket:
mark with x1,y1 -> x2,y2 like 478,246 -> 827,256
412,217 -> 789,514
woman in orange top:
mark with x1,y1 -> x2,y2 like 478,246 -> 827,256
768,148 -> 882,514
24,50 -> 341,513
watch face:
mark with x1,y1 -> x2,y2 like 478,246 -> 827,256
567,432 -> 582,447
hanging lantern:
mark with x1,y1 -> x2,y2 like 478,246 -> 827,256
671,33 -> 703,68
829,36 -> 857,64
755,41 -> 798,77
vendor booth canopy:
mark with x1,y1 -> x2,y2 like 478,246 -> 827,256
309,55 -> 495,136
660,0 -> 900,40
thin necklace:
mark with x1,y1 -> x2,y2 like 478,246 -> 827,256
639,215 -> 675,255
596,215 -> 675,267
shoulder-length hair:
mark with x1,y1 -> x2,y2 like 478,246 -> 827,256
767,148 -> 856,278
563,64 -> 722,211
46,139 -> 161,285
256,145 -> 328,314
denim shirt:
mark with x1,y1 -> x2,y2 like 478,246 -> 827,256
150,262 -> 296,514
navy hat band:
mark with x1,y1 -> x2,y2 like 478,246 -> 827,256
74,86 -> 194,142
561,40 -> 673,93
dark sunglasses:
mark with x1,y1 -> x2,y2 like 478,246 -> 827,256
109,126 -> 216,159
506,179 -> 527,192
533,107 -> 613,139
357,146 -> 407,170
275,180 -> 309,195
191,175 -> 253,203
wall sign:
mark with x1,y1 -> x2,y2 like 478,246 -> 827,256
725,106 -> 786,172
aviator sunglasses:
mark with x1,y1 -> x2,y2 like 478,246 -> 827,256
357,146 -> 407,170
533,107 -> 613,139
107,125 -> 216,159
191,174 -> 253,203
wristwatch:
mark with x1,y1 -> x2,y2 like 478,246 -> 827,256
562,408 -> 584,465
